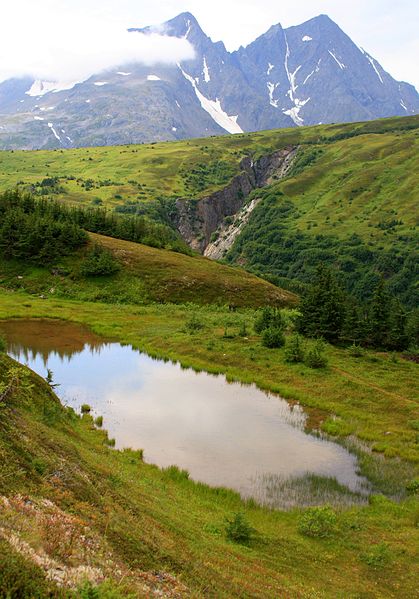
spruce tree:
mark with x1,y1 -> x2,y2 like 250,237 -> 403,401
297,265 -> 346,342
368,279 -> 393,348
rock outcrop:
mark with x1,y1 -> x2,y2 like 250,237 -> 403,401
174,146 -> 297,255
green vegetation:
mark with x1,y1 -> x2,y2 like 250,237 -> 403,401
0,115 -> 417,308
225,118 -> 419,307
298,506 -> 337,538
0,188 -> 190,256
0,350 -> 418,597
0,114 -> 418,596
80,244 -> 121,277
297,265 -> 415,352
0,228 -> 296,308
224,513 -> 256,544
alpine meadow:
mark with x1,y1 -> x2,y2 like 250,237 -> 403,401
0,4 -> 418,598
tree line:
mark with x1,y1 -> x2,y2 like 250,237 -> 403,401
298,265 -> 417,351
0,189 -> 191,264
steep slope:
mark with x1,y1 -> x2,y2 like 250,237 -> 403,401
0,13 -> 417,149
224,122 -> 419,304
237,15 -> 418,128
0,231 -> 297,308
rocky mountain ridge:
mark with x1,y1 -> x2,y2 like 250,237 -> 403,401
0,12 -> 417,149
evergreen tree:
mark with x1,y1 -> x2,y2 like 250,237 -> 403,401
368,279 -> 393,348
297,265 -> 346,342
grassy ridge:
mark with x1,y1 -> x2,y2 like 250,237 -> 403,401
0,116 -> 417,210
1,115 -> 417,305
0,232 -> 296,308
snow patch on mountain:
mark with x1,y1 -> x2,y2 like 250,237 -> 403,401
203,57 -> 210,83
267,82 -> 279,107
47,122 -> 61,142
179,66 -> 243,134
94,82 -> 108,86
364,53 -> 384,84
117,72 -> 131,76
302,36 -> 312,42
267,63 -> 274,75
26,79 -> 80,96
328,51 -> 345,70
183,19 -> 192,39
283,97 -> 310,126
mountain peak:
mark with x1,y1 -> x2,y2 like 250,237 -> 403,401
292,14 -> 341,32
164,12 -> 204,38
0,12 -> 417,150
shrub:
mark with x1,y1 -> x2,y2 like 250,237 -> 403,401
81,404 -> 91,414
406,479 -> 419,495
284,334 -> 305,363
95,415 -> 103,427
80,244 -> 121,277
298,506 -> 337,538
225,513 -> 256,544
254,307 -> 284,334
0,540 -> 56,598
0,335 -> 6,353
184,314 -> 205,333
239,321 -> 248,337
305,340 -> 328,368
349,343 -> 364,358
262,327 -> 285,349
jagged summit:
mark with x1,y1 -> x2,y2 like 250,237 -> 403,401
0,12 -> 417,149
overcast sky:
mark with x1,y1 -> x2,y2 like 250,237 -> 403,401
1,0 -> 418,88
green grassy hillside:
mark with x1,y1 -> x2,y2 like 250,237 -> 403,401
225,121 -> 419,304
0,232 -> 296,308
0,115 -> 417,306
0,116 -> 417,209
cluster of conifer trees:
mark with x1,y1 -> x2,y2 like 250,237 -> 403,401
298,265 -> 417,351
0,190 -> 87,262
0,189 -> 188,263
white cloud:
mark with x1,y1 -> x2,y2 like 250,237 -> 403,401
0,0 -> 417,90
0,2 -> 194,84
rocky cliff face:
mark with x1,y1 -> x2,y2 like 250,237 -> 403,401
174,147 -> 297,254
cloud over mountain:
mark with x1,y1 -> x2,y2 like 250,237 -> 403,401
0,7 -> 194,84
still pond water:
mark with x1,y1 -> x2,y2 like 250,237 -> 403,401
1,319 -> 368,507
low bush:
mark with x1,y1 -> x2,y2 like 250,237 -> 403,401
184,314 -> 205,333
406,479 -> 419,495
305,340 -> 328,369
298,506 -> 337,538
225,513 -> 256,544
0,540 -> 56,598
80,244 -> 121,277
284,334 -> 305,363
254,307 -> 284,334
262,327 -> 285,349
